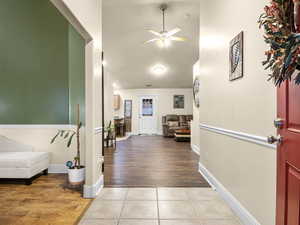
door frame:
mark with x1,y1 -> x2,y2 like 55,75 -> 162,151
138,95 -> 159,135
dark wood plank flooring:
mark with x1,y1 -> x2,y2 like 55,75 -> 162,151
104,135 -> 210,187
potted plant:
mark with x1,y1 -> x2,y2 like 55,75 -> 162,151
51,104 -> 84,185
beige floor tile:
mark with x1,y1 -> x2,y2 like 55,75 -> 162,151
121,201 -> 158,219
159,201 -> 197,219
187,188 -> 220,201
84,201 -> 123,219
192,200 -> 236,219
160,220 -> 203,225
158,188 -> 189,200
126,188 -> 157,200
98,188 -> 128,200
119,219 -> 159,225
202,219 -> 241,225
79,219 -> 118,225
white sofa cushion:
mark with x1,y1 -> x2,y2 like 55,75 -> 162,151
0,135 -> 34,152
0,160 -> 49,178
0,152 -> 49,168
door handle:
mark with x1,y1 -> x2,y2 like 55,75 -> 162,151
267,135 -> 283,144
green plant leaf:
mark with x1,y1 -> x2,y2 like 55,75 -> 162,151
60,130 -> 65,137
67,133 -> 76,148
64,132 -> 70,139
50,131 -> 61,144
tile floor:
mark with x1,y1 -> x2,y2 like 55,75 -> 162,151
79,188 -> 242,225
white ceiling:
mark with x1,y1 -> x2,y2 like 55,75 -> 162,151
103,0 -> 200,89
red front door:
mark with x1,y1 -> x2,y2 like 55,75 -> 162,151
276,81 -> 300,225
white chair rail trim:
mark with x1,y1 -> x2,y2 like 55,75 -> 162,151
0,125 -> 76,129
199,124 -> 276,150
94,127 -> 103,134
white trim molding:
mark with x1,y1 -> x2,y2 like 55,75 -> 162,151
198,162 -> 261,225
199,124 -> 276,149
48,164 -> 68,174
0,125 -> 75,129
191,144 -> 200,155
83,175 -> 104,199
94,127 -> 103,134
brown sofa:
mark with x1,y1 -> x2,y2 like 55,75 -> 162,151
162,115 -> 193,137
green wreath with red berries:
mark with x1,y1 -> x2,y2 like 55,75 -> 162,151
258,0 -> 300,86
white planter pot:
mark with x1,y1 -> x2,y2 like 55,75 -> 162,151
68,167 -> 85,185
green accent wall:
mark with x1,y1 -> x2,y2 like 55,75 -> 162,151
68,25 -> 85,125
0,0 -> 85,124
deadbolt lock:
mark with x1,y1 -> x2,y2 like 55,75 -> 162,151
274,118 -> 284,129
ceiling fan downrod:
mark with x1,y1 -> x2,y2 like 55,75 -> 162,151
160,4 -> 168,32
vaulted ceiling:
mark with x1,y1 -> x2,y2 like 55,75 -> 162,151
103,0 -> 200,89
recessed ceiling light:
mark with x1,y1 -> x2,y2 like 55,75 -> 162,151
112,82 -> 119,89
151,64 -> 167,75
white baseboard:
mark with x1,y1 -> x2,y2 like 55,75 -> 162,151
83,175 -> 104,198
48,164 -> 68,173
198,162 -> 260,225
191,144 -> 200,155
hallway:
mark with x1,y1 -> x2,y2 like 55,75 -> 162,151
104,136 -> 209,187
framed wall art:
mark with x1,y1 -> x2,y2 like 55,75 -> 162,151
173,95 -> 184,109
229,31 -> 244,81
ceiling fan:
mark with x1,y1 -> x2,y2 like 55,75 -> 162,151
145,4 -> 186,47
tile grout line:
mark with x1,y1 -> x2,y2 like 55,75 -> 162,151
156,187 -> 161,225
117,188 -> 129,225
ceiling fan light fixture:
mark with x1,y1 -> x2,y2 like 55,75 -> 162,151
145,4 -> 186,47
157,38 -> 171,48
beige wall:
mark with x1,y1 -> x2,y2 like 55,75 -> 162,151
196,0 -> 277,224
104,72 -> 114,126
114,88 -> 193,135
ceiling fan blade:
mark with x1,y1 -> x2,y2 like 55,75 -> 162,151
166,28 -> 181,37
148,30 -> 162,36
170,36 -> 186,42
144,38 -> 160,44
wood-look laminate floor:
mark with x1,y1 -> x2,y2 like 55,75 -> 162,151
0,174 -> 92,225
104,135 -> 210,188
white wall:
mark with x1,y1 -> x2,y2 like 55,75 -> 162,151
195,0 -> 276,224
114,88 -> 193,135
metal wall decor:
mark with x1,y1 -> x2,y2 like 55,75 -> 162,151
193,78 -> 200,108
229,31 -> 244,81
